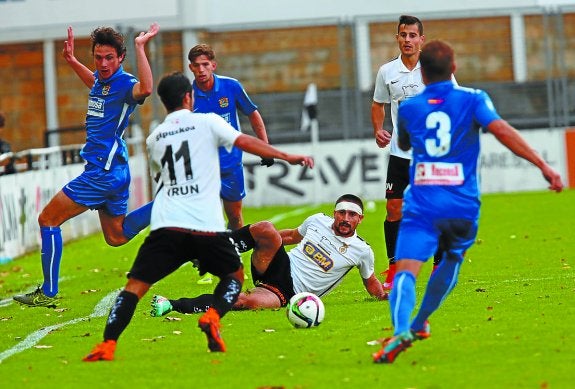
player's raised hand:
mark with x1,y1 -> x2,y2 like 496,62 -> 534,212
62,26 -> 75,62
135,22 -> 160,47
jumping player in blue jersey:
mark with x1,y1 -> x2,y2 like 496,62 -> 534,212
188,44 -> 273,231
13,23 -> 160,308
373,40 -> 563,364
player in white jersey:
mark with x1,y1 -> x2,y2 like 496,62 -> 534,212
149,194 -> 388,316
83,71 -> 313,361
371,15 -> 444,290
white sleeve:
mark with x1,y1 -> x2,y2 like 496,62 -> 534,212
357,247 -> 376,279
208,113 -> 241,152
145,130 -> 161,181
297,214 -> 319,237
373,66 -> 390,104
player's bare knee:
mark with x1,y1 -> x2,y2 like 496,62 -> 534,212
386,203 -> 403,220
251,221 -> 280,245
38,210 -> 58,227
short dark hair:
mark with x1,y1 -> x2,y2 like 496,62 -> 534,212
398,15 -> 423,36
157,71 -> 192,112
91,27 -> 127,61
188,43 -> 216,63
335,194 -> 364,212
420,40 -> 454,83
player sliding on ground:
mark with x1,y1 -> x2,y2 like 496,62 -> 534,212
83,71 -> 313,361
150,193 -> 388,317
372,40 -> 563,364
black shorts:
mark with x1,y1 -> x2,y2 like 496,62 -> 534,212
385,155 -> 411,199
128,228 -> 242,284
251,246 -> 295,307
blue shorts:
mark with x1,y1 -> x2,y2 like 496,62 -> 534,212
395,211 -> 478,262
62,162 -> 130,216
220,163 -> 246,202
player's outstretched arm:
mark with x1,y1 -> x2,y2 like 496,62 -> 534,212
234,134 -> 314,168
132,22 -> 160,100
62,26 -> 95,89
487,119 -> 563,192
279,228 -> 304,246
363,273 -> 388,300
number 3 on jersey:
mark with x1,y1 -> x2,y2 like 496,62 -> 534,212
425,111 -> 451,157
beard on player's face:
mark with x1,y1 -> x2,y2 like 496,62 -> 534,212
333,220 -> 355,237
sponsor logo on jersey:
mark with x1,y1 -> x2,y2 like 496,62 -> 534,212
303,241 -> 333,271
155,126 -> 196,141
414,162 -> 464,185
219,97 -> 229,108
428,98 -> 444,105
87,97 -> 105,118
402,84 -> 420,99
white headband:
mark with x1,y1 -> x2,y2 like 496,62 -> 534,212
335,201 -> 363,215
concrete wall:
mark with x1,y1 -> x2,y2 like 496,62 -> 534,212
1,0 -> 574,149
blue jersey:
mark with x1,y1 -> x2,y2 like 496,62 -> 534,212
192,74 -> 258,171
82,66 -> 141,170
397,80 -> 501,220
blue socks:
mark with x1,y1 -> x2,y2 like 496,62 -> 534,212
410,259 -> 462,332
122,201 -> 153,240
40,226 -> 62,297
389,271 -> 416,335
38,202 -> 152,298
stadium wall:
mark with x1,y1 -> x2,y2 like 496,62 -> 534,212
241,127 -> 569,207
0,127 -> 571,260
2,7 -> 575,150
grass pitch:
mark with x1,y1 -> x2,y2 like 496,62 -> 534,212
0,190 -> 574,388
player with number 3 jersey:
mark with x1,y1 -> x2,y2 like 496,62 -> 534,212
372,40 -> 563,364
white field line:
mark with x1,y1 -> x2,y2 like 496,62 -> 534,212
267,205 -> 318,224
0,207 -> 317,363
0,290 -> 118,364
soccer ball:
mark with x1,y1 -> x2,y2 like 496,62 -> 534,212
286,292 -> 325,328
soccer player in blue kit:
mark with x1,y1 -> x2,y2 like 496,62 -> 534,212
373,40 -> 563,363
187,43 -> 272,231
188,44 -> 272,284
13,23 -> 160,307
